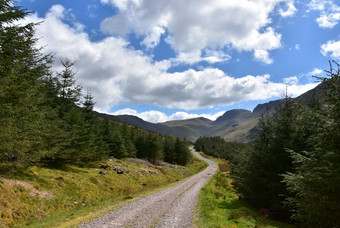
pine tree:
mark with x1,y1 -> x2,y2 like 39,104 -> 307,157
175,138 -> 191,165
283,61 -> 340,227
232,94 -> 301,220
82,90 -> 95,113
49,60 -> 100,166
0,0 -> 52,168
145,134 -> 163,164
163,136 -> 176,164
56,59 -> 82,113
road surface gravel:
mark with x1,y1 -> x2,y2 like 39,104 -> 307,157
79,149 -> 217,228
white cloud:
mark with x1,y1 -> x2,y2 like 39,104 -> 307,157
309,68 -> 323,76
99,0 -> 295,64
321,40 -> 340,58
316,13 -> 340,28
141,26 -> 165,48
24,5 -> 318,113
307,0 -> 327,11
295,44 -> 300,50
112,108 -> 139,116
308,0 -> 340,28
279,0 -> 297,17
111,109 -> 226,123
111,108 -> 169,123
172,49 -> 231,65
254,49 -> 273,64
283,76 -> 298,85
48,4 -> 64,18
100,0 -> 142,10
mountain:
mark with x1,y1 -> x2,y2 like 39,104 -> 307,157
94,112 -> 174,135
96,83 -> 322,143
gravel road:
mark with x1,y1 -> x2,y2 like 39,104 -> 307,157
79,148 -> 217,228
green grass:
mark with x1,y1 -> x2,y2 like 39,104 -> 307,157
198,152 -> 228,165
0,157 -> 207,228
195,171 -> 294,228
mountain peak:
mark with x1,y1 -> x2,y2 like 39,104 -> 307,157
215,109 -> 252,123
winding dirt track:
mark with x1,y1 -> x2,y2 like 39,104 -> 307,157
79,149 -> 217,228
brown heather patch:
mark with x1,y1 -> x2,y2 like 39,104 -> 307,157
218,163 -> 230,172
2,178 -> 54,200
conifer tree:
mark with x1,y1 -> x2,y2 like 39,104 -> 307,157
56,60 -> 82,113
82,90 -> 95,113
0,0 -> 52,168
163,136 -> 176,164
232,94 -> 300,220
175,138 -> 191,165
283,61 -> 340,227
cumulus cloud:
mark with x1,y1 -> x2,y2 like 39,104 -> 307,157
172,50 -> 231,65
99,0 -> 295,64
309,68 -> 323,76
24,5 -> 317,113
283,76 -> 298,85
254,49 -> 273,64
321,40 -> 340,58
279,0 -> 297,17
308,0 -> 340,28
111,108 -> 226,123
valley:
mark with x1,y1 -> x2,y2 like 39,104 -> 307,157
100,82 -> 323,143
2,1 -> 338,227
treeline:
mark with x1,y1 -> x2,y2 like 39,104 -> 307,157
223,64 -> 339,227
194,64 -> 340,227
0,1 -> 192,171
194,136 -> 250,161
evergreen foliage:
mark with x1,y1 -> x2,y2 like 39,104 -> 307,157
194,136 -> 249,162
282,61 -> 340,227
174,138 -> 192,165
1,2 -> 339,227
0,1 -> 192,171
230,62 -> 340,226
231,94 -> 309,220
0,0 -> 53,168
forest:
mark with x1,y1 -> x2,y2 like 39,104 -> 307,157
0,1 -> 192,172
194,136 -> 250,161
2,1 -> 340,227
195,64 -> 340,227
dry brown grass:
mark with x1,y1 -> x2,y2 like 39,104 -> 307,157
218,163 -> 230,172
2,178 -> 54,200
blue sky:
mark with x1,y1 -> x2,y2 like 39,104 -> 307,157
18,0 -> 340,122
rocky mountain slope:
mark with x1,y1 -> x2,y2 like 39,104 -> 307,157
97,83 -> 322,143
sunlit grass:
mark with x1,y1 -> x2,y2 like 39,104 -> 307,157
195,171 -> 294,228
0,156 -> 207,228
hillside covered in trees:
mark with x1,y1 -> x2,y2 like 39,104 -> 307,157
194,136 -> 250,161
2,1 -> 340,227
0,0 -> 192,172
195,65 -> 340,227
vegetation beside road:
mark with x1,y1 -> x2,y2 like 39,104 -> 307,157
0,0 -> 192,174
195,63 -> 340,227
195,170 -> 294,228
195,155 -> 293,228
0,3 -> 197,227
0,156 -> 207,228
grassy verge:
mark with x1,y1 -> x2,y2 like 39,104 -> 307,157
198,152 -> 227,164
195,170 -> 294,228
0,156 -> 207,228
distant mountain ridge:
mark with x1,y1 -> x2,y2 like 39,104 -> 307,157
96,83 -> 322,143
